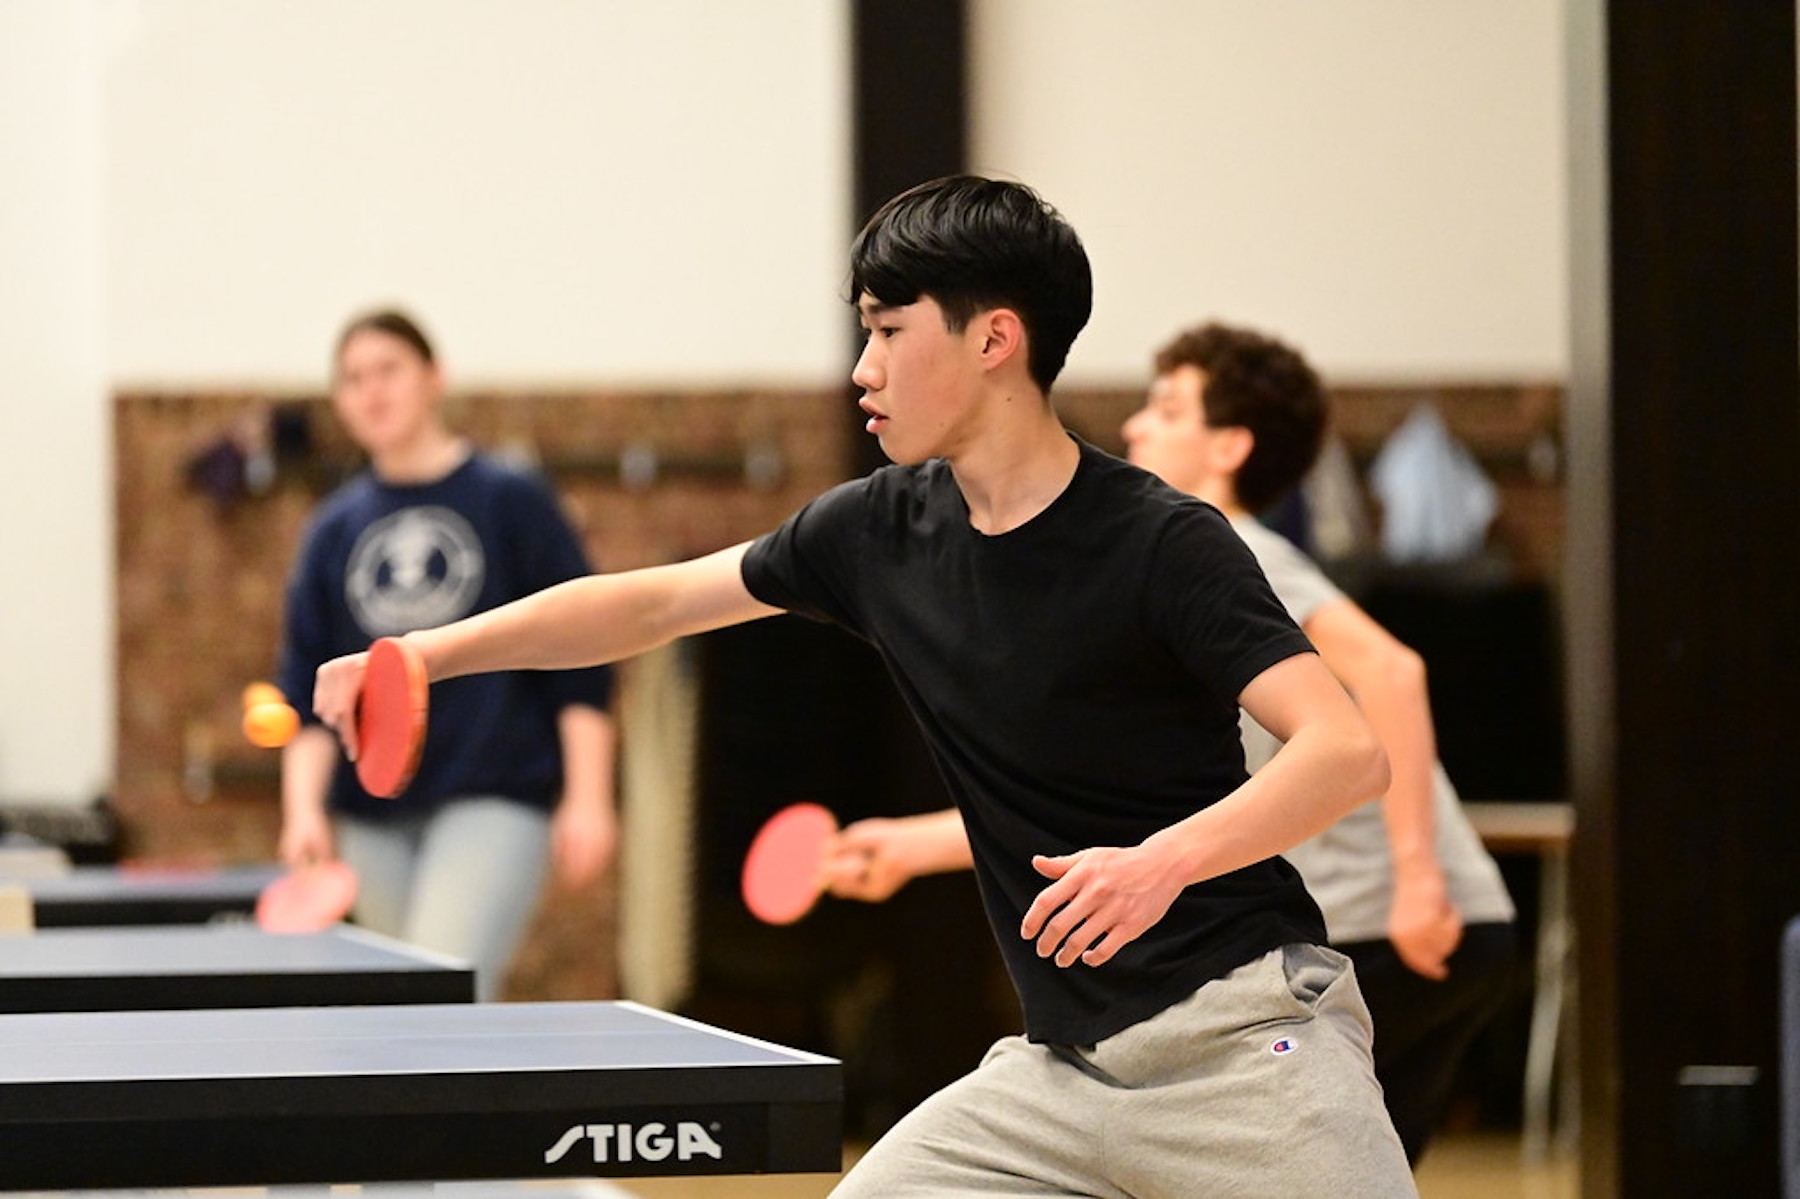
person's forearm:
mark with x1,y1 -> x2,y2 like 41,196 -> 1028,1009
407,572 -> 674,682
1305,602 -> 1443,878
1150,718 -> 1389,885
557,705 -> 617,815
547,704 -> 621,889
1351,647 -> 1440,874
406,545 -> 768,684
277,725 -> 342,865
280,725 -> 340,822
896,809 -> 974,876
1018,701 -> 1388,970
823,808 -> 974,901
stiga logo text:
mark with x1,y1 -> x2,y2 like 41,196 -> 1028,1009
545,1121 -> 724,1165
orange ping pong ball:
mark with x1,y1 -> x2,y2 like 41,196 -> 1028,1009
243,700 -> 300,748
242,681 -> 284,711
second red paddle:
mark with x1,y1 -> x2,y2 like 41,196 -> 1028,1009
355,636 -> 429,799
741,802 -> 839,925
255,860 -> 358,933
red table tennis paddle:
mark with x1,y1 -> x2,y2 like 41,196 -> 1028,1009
255,860 -> 358,933
741,802 -> 839,925
355,636 -> 428,799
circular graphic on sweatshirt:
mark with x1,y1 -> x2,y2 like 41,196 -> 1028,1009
346,506 -> 485,636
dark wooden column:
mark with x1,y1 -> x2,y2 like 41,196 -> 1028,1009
850,0 -> 967,235
1566,3 -> 1800,1195
847,0 -> 967,476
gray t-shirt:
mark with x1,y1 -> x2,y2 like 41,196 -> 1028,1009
1232,516 -> 1515,942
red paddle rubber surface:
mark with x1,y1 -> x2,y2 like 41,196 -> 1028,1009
355,637 -> 428,799
741,802 -> 838,925
256,860 -> 358,932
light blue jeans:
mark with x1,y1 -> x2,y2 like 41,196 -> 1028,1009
337,796 -> 550,1002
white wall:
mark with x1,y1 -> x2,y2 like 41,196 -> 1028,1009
0,0 -> 1567,806
972,0 -> 1568,383
104,0 -> 852,387
0,2 -> 110,803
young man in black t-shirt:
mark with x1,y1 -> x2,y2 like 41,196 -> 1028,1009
313,176 -> 1415,1195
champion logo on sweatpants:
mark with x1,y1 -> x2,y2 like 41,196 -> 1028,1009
1269,1037 -> 1299,1056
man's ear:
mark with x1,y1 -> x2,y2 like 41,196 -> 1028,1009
1211,424 -> 1256,475
974,309 -> 1025,370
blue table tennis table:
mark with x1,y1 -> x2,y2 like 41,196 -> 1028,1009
0,1000 -> 842,1188
0,923 -> 474,1013
5,862 -> 283,928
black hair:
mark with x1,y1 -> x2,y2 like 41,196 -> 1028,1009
1154,321 -> 1327,514
848,175 -> 1093,393
334,308 -> 436,370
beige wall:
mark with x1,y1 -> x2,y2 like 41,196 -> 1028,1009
971,0 -> 1567,382
1,2 -> 110,803
0,0 -> 1566,804
102,0 -> 853,387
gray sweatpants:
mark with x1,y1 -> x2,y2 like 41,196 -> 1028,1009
833,942 -> 1416,1198
337,796 -> 550,1003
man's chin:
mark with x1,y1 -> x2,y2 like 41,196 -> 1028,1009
875,438 -> 930,467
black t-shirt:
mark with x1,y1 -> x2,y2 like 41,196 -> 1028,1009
741,438 -> 1325,1045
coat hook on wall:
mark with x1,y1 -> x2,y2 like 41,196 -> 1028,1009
618,442 -> 659,492
743,441 -> 784,492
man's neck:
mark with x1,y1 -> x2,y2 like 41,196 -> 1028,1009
1192,478 -> 1247,519
950,405 -> 1080,536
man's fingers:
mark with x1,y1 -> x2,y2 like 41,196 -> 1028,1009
820,849 -> 872,897
1021,847 -> 1164,968
1080,935 -> 1120,968
313,652 -> 372,760
1020,851 -> 1085,939
1054,920 -> 1103,967
1045,911 -> 1132,967
1036,909 -> 1084,961
1026,884 -> 1110,965
1395,941 -> 1451,980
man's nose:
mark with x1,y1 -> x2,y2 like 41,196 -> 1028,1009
851,342 -> 881,389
